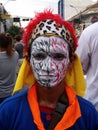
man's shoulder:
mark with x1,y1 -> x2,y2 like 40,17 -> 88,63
77,96 -> 98,114
0,88 -> 28,109
83,22 -> 98,34
14,51 -> 19,57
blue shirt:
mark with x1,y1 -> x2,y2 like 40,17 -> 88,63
0,89 -> 98,130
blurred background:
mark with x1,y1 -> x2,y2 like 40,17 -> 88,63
0,0 -> 98,37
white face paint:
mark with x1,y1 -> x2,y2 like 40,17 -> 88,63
30,36 -> 69,88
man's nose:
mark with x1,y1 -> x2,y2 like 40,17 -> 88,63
42,57 -> 54,73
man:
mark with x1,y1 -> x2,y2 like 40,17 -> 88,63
76,22 -> 98,112
0,10 -> 98,130
14,35 -> 24,75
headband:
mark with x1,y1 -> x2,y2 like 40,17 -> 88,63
23,10 -> 78,55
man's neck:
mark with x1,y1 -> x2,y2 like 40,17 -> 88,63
36,82 -> 66,109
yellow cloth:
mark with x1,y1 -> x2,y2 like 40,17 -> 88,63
13,54 -> 86,97
65,54 -> 86,96
13,58 -> 35,93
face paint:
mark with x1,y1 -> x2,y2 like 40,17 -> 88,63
30,36 -> 69,87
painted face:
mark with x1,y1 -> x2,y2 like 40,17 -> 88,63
30,36 -> 69,87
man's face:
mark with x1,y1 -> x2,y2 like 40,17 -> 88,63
30,36 -> 69,88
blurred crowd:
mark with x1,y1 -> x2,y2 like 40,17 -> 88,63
0,33 -> 24,103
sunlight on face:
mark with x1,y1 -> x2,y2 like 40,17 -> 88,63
30,36 -> 69,88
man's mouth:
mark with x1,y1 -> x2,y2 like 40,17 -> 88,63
39,75 -> 55,79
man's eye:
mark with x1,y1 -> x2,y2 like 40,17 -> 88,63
33,53 -> 46,60
52,53 -> 65,61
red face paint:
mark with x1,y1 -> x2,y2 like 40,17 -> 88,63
30,36 -> 69,87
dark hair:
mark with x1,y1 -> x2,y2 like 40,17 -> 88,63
15,35 -> 22,42
91,16 -> 98,23
0,33 -> 14,56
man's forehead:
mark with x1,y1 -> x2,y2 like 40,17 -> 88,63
32,36 -> 67,46
31,36 -> 68,55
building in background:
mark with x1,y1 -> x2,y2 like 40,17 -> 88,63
68,2 -> 98,36
0,3 -> 12,33
68,2 -> 98,24
58,0 -> 96,37
63,0 -> 94,20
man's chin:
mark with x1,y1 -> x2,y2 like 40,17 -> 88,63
39,82 -> 59,89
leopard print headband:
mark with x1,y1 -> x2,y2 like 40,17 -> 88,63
30,19 -> 74,50
23,10 -> 78,55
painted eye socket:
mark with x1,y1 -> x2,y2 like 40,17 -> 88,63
52,53 -> 66,61
33,53 -> 46,60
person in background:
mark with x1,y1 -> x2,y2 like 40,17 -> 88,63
76,22 -> 98,112
0,10 -> 98,130
91,16 -> 98,24
14,35 -> 24,59
14,35 -> 24,75
0,33 -> 19,103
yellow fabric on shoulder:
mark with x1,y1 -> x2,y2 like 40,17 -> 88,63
13,54 -> 86,97
13,58 -> 35,94
65,54 -> 86,96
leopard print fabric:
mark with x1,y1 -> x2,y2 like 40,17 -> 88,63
31,19 -> 74,51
